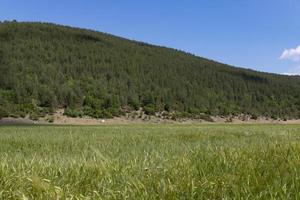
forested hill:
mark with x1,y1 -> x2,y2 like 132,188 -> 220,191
1,21 -> 300,120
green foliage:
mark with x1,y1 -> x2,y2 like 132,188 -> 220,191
64,107 -> 83,118
128,97 -> 140,110
38,85 -> 57,109
29,112 -> 39,121
46,116 -> 54,123
0,107 -> 8,119
1,125 -> 300,198
0,22 -> 300,118
143,104 -> 156,115
251,113 -> 258,120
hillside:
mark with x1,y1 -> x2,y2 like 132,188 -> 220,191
0,21 -> 300,120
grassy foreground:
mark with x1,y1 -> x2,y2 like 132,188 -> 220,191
1,125 -> 300,199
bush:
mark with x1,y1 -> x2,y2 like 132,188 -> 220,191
283,117 -> 287,121
251,114 -> 258,120
29,112 -> 39,121
64,108 -> 83,118
128,98 -> 140,111
271,115 -> 278,120
92,110 -> 103,119
46,116 -> 54,123
143,105 -> 156,115
102,110 -> 113,119
0,107 -> 9,119
107,108 -> 119,117
83,106 -> 94,117
176,112 -> 192,118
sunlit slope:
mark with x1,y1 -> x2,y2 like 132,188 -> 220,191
0,22 -> 300,119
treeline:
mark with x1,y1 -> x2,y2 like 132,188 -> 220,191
1,21 -> 300,120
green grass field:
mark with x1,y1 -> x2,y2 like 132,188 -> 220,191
1,124 -> 300,199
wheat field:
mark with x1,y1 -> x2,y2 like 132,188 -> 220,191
0,124 -> 300,199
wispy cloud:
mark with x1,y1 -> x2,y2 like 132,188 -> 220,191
279,45 -> 300,61
283,65 -> 300,76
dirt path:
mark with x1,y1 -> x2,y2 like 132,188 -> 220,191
2,109 -> 300,125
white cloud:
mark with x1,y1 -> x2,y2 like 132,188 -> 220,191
279,45 -> 300,61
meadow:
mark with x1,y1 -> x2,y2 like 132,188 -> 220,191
1,124 -> 300,199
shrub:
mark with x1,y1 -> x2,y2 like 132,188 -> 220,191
106,107 -> 119,117
102,110 -> 113,119
251,114 -> 258,120
83,106 -> 94,117
143,105 -> 156,115
271,115 -> 278,120
0,107 -> 9,119
283,118 -> 287,121
64,108 -> 83,118
93,110 -> 104,119
128,98 -> 140,110
47,116 -> 54,123
29,112 -> 39,121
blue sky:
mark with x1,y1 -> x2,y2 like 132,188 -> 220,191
1,0 -> 300,74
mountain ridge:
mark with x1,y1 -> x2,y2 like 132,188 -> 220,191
1,21 -> 290,76
0,21 -> 300,120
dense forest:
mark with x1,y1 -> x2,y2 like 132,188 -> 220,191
1,21 -> 300,120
